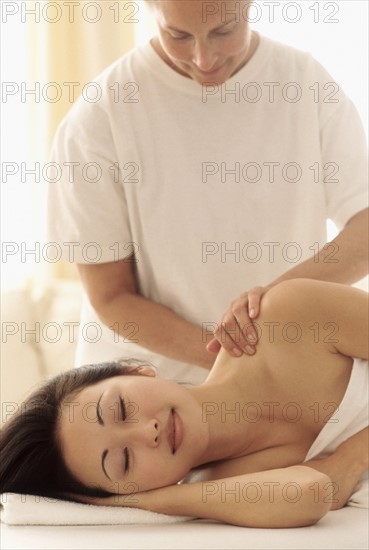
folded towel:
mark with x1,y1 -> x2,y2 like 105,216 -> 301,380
0,493 -> 192,525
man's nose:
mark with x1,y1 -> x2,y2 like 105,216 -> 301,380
192,41 -> 217,71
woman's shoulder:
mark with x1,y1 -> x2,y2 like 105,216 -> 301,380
261,278 -> 366,317
208,279 -> 367,384
260,279 -> 368,359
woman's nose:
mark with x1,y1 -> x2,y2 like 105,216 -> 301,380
122,418 -> 160,448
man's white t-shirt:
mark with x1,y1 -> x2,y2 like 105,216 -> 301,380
47,34 -> 368,385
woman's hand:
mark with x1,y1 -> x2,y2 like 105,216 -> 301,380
67,481 -> 189,513
68,484 -> 191,517
303,427 -> 369,510
67,487 -> 152,509
206,285 -> 271,357
66,491 -> 138,508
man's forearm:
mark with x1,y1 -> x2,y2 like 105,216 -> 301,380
97,291 -> 214,370
268,208 -> 368,289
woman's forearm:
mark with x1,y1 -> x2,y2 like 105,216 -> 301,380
127,466 -> 331,528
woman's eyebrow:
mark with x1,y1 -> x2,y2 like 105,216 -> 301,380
101,449 -> 111,480
98,396 -> 113,481
96,392 -> 104,425
97,394 -> 112,481
98,392 -> 127,481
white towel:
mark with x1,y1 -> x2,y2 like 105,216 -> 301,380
0,493 -> 193,525
304,357 -> 369,509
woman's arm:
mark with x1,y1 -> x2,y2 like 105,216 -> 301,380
78,465 -> 331,528
77,424 -> 368,525
304,426 -> 369,510
113,428 -> 368,524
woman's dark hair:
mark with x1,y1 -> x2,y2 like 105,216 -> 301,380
0,359 -> 152,502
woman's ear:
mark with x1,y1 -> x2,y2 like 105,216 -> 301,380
123,365 -> 157,377
134,365 -> 157,377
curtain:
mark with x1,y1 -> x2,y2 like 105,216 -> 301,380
29,0 -> 138,280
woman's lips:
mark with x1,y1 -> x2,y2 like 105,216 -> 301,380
168,409 -> 184,454
167,409 -> 175,453
173,409 -> 184,453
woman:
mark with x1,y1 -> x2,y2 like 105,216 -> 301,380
1,279 -> 368,528
46,0 -> 369,384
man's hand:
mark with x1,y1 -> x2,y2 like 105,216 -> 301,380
206,285 -> 271,357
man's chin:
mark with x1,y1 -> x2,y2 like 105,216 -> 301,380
183,68 -> 224,85
195,74 -> 229,86
171,61 -> 230,85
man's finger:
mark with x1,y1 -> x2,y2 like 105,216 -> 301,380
206,338 -> 221,354
215,319 -> 243,356
248,291 -> 262,319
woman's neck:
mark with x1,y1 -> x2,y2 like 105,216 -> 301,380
187,350 -> 282,467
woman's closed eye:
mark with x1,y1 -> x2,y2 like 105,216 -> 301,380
107,395 -> 128,423
120,397 -> 139,424
120,396 -> 127,421
119,397 -> 131,474
123,447 -> 130,473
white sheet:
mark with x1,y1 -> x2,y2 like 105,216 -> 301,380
1,507 -> 368,550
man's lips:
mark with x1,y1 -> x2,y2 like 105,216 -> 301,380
196,63 -> 226,76
167,409 -> 184,454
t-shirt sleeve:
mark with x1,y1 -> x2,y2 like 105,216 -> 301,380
316,65 -> 368,231
47,99 -> 133,264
